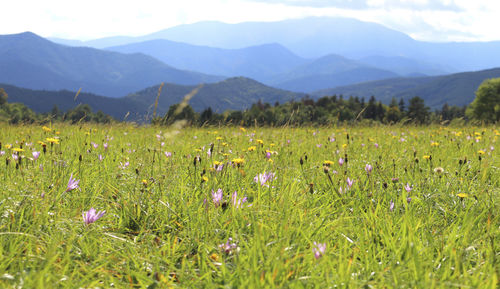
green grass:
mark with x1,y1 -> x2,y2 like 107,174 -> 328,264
0,124 -> 498,288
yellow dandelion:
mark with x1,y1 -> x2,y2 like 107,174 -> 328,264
247,146 -> 256,152
5,144 -> 12,149
232,158 -> 244,165
431,142 -> 439,147
213,161 -> 223,166
323,160 -> 335,166
42,126 -> 52,132
342,144 -> 348,149
222,142 -> 228,147
210,253 -> 219,261
12,148 -> 24,152
457,193 -> 468,198
256,139 -> 264,145
216,136 -> 223,141
478,150 -> 486,155
46,138 -> 59,144
239,127 -> 246,132
423,155 -> 431,160
202,176 -> 208,182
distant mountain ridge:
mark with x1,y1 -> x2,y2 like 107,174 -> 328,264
0,32 -> 223,97
313,68 -> 500,109
51,17 -> 500,73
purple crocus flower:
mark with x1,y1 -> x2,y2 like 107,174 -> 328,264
404,183 -> 412,193
254,172 -> 275,187
365,164 -> 373,174
98,154 -> 104,162
338,157 -> 344,166
0,151 -> 5,156
66,174 -> 80,192
82,208 -> 105,225
164,151 -> 172,158
12,154 -> 18,161
232,191 -> 251,208
389,200 -> 395,212
374,143 -> 379,148
407,197 -> 412,204
346,177 -> 354,189
212,189 -> 223,208
32,151 -> 40,161
312,242 -> 326,259
103,143 -> 109,150
219,237 -> 238,254
265,151 -> 271,159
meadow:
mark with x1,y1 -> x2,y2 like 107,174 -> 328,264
0,124 -> 498,288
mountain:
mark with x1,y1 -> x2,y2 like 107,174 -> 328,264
357,55 -> 448,76
53,17 -> 500,73
1,83 -> 145,121
0,32 -> 223,97
314,68 -> 500,108
107,40 -> 308,82
269,54 -> 399,92
1,77 -> 304,120
125,77 -> 305,114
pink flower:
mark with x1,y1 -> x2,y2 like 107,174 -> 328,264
164,151 -> 172,158
346,177 -> 354,188
404,183 -> 412,193
374,143 -> 379,148
312,242 -> 326,259
66,174 -> 80,192
212,189 -> 223,208
254,172 -> 275,187
338,157 -> 344,166
98,154 -> 104,162
32,151 -> 40,161
365,164 -> 373,174
232,191 -> 251,208
219,237 -> 238,254
82,208 -> 105,225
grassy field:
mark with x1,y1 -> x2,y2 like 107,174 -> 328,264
0,124 -> 498,288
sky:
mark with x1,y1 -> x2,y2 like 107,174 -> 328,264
1,0 -> 499,42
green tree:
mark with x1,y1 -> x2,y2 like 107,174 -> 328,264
468,78 -> 500,123
407,96 -> 430,124
0,88 -> 7,106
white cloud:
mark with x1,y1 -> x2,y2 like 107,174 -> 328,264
0,0 -> 499,42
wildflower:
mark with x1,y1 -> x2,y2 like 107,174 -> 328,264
312,242 -> 326,259
46,138 -> 59,144
0,151 -> 4,156
103,143 -> 109,150
374,143 -> 379,148
423,155 -> 431,160
346,177 -> 354,189
256,139 -> 264,145
404,183 -> 412,193
338,157 -> 344,166
66,174 -> 80,192
232,191 -> 251,208
389,200 -> 395,212
391,177 -> 399,183
316,144 -> 322,148
431,142 -> 439,147
12,148 -> 24,153
254,172 -> 275,187
219,237 -> 239,254
265,151 -> 271,159
365,164 -> 373,174
231,158 -> 244,165
12,154 -> 18,161
42,126 -> 52,132
32,151 -> 40,161
323,160 -> 334,167
98,154 -> 104,162
212,189 -> 223,207
407,197 -> 412,204
477,150 -> 485,155
82,208 -> 105,225
247,146 -> 256,152
91,142 -> 98,149
119,161 -> 129,169
457,193 -> 468,198
164,151 -> 172,158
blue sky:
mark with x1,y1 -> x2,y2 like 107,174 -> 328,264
1,0 -> 499,42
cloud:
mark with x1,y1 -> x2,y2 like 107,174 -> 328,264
247,0 -> 462,11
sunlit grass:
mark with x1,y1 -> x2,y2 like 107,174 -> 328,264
0,124 -> 498,288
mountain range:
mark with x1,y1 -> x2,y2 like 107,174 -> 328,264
0,32 -> 222,97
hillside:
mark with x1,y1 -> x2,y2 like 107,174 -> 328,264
314,68 -> 500,108
107,41 -> 307,83
0,32 -> 223,97
0,83 -> 146,121
126,77 -> 305,114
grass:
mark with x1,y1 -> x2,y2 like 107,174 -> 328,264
0,124 -> 498,288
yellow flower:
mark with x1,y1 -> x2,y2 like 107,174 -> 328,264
213,161 -> 223,166
42,126 -> 52,132
423,155 -> 431,160
247,146 -> 256,152
37,141 -> 46,146
270,143 -> 275,147
142,179 -> 148,186
55,131 -> 60,135
431,142 -> 439,147
323,160 -> 334,166
232,158 -> 244,165
342,144 -> 348,149
12,148 -> 24,152
46,138 -> 59,144
210,253 -> 219,261
202,176 -> 208,182
474,132 -> 481,136
256,139 -> 264,145
216,136 -> 223,141
478,150 -> 486,155
222,142 -> 228,147
239,127 -> 246,132
5,144 -> 12,149
457,193 -> 468,198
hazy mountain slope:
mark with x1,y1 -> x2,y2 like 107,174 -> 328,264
269,54 -> 399,92
126,77 -> 305,114
1,83 -> 146,120
107,40 -> 308,82
0,32 -> 223,97
358,55 -> 449,76
314,68 -> 500,108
